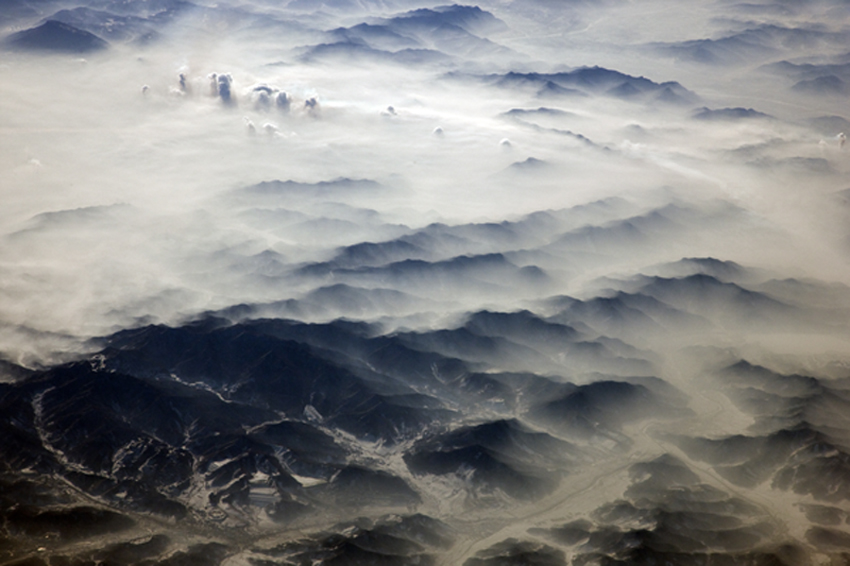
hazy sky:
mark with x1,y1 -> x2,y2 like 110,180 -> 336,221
2,0 -> 848,364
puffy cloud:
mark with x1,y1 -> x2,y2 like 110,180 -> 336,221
251,85 -> 274,109
248,85 -> 291,113
206,72 -> 234,104
276,91 -> 290,112
217,73 -> 234,105
244,117 -> 257,136
178,72 -> 189,94
304,96 -> 319,116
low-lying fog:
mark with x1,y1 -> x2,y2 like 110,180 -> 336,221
2,0 -> 850,564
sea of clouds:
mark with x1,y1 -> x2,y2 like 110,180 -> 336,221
2,0 -> 850,564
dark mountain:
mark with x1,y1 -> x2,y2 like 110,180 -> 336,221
763,59 -> 850,85
0,305 -> 681,562
4,19 -> 108,52
805,115 -> 850,135
296,252 -> 550,297
382,5 -> 508,36
528,454 -> 786,564
671,360 -> 850,501
333,239 -> 431,268
649,35 -> 777,65
1,317 -> 483,561
474,67 -> 698,104
555,293 -> 698,337
529,379 -> 677,441
633,273 -> 798,328
302,203 -> 630,279
680,423 -> 850,501
692,107 -> 773,121
536,80 -> 586,98
649,24 -> 850,66
328,22 -> 421,51
102,321 -> 443,442
304,4 -> 512,62
503,107 -> 574,118
792,74 -> 849,95
405,419 -> 574,499
465,309 -> 579,346
300,40 -> 450,65
258,514 -> 454,565
547,205 -> 691,255
45,7 -> 153,41
464,540 -> 565,566
654,257 -> 747,282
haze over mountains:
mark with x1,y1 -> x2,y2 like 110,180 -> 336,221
2,0 -> 850,564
